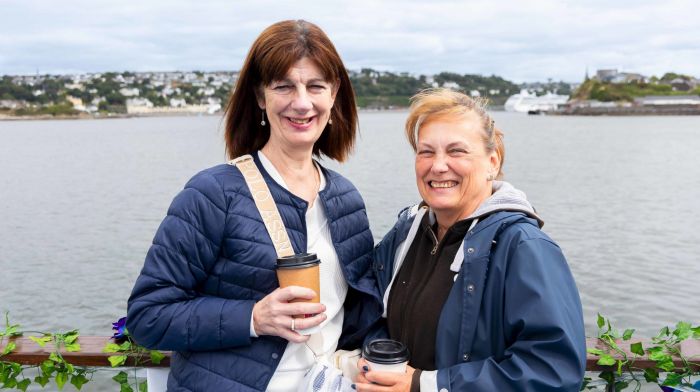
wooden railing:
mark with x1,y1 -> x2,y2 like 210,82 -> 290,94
2,336 -> 699,371
0,337 -> 168,367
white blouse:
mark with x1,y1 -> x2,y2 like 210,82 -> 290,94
258,151 -> 348,392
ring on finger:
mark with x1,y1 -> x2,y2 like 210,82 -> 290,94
291,318 -> 296,331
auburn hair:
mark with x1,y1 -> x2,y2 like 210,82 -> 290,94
224,20 -> 358,162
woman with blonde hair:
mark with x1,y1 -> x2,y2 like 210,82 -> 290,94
355,89 -> 586,391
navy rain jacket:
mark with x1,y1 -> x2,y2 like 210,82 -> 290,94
127,155 -> 382,391
373,208 -> 587,391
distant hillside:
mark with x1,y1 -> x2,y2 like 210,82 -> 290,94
350,69 -> 520,108
1,69 -> 525,117
571,73 -> 700,102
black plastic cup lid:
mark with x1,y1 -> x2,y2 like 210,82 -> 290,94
362,339 -> 410,364
276,252 -> 320,269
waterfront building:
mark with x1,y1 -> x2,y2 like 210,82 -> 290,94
634,95 -> 700,106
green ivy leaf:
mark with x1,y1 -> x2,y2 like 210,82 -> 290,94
2,342 -> 16,355
29,335 -> 52,347
70,374 -> 89,390
614,380 -> 629,392
119,341 -> 132,351
34,375 -> 50,387
65,343 -> 81,352
647,346 -> 662,354
40,360 -> 55,376
112,371 -> 129,384
16,378 -> 31,392
49,352 -> 61,363
3,377 -> 17,388
4,325 -> 21,337
55,371 -> 68,390
103,343 -> 122,353
656,358 -> 675,372
643,368 -> 659,383
597,313 -> 605,329
587,348 -> 604,356
10,362 -> 21,375
150,350 -> 165,365
139,380 -> 148,392
662,372 -> 683,386
622,329 -> 634,340
120,383 -> 135,392
597,354 -> 616,366
656,326 -> 670,338
615,381 -> 630,392
63,332 -> 79,344
673,321 -> 692,340
630,342 -> 644,356
108,355 -> 128,367
616,359 -> 623,375
649,350 -> 669,361
692,326 -> 700,338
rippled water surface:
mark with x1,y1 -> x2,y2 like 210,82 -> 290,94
1,112 -> 699,390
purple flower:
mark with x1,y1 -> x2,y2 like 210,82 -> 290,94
111,317 -> 129,341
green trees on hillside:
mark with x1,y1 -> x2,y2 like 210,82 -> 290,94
572,79 -> 700,102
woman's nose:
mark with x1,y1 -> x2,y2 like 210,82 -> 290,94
430,154 -> 449,173
291,89 -> 313,111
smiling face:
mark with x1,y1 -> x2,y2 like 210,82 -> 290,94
257,57 -> 338,154
415,113 -> 500,223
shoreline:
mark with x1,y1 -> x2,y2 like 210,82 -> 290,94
0,111 -> 224,121
0,107 -> 417,121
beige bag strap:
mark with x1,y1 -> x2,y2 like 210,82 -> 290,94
230,154 -> 326,358
228,154 -> 294,257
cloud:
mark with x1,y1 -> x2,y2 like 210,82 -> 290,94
2,0 -> 699,82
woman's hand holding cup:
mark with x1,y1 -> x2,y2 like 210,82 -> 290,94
354,358 -> 415,392
252,286 -> 326,343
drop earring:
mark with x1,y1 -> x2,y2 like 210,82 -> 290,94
328,117 -> 333,125
261,111 -> 266,126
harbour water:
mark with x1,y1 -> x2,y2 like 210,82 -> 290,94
1,112 -> 699,390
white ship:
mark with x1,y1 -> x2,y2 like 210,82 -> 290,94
504,90 -> 569,113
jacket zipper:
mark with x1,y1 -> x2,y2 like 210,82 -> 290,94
428,226 -> 439,255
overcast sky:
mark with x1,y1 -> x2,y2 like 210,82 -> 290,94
2,0 -> 698,82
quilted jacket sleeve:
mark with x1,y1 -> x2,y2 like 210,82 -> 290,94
433,237 -> 587,392
126,171 -> 254,352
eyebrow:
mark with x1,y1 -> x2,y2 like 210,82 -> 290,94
273,77 -> 329,85
417,141 -> 470,149
446,142 -> 470,149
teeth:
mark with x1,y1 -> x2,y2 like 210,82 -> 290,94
430,181 -> 457,188
288,117 -> 311,124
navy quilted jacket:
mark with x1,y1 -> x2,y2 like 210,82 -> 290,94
126,155 -> 382,391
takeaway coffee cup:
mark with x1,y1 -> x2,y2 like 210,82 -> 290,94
276,253 -> 321,335
362,339 -> 410,373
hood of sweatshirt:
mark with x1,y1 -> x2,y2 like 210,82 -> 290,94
466,180 -> 543,227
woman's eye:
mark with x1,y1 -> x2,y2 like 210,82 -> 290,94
449,149 -> 468,155
417,150 -> 434,156
309,84 -> 327,92
273,85 -> 291,91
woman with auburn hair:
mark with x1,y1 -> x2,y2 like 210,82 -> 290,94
127,20 -> 381,392
354,88 -> 586,391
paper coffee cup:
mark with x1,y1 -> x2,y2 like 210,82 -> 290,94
276,253 -> 321,335
362,339 -> 410,373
